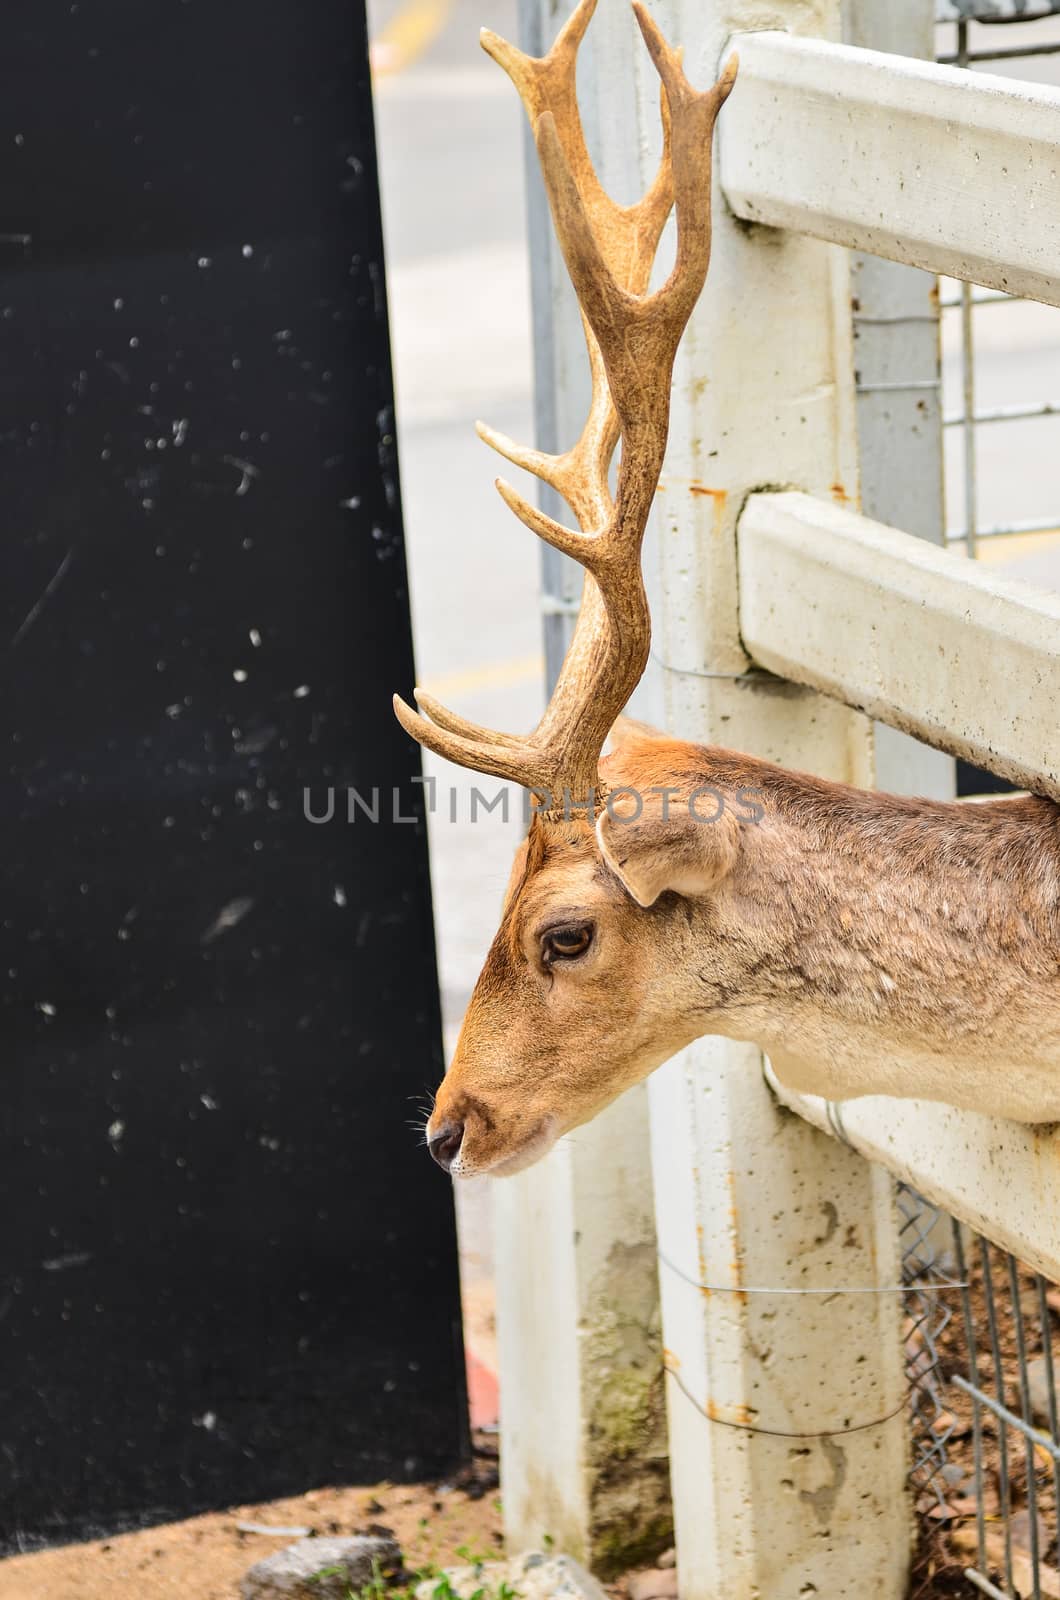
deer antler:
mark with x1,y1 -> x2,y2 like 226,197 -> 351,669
393,0 -> 737,812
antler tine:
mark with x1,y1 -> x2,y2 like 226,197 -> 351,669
477,354 -> 617,534
493,477 -> 609,569
393,694 -> 552,789
480,0 -> 610,230
410,692 -> 526,749
474,420 -> 555,484
480,0 -> 597,105
633,5 -> 739,326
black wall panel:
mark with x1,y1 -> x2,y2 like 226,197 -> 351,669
0,0 -> 466,1551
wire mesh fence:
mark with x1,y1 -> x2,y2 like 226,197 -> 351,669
935,8 -> 1060,555
902,1184 -> 1060,1599
936,3 -> 1060,31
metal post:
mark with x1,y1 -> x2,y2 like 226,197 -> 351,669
843,0 -> 956,799
493,3 -> 672,1574
630,0 -> 911,1593
517,0 -> 589,688
956,21 -> 982,564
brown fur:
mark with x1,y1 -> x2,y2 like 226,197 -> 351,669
428,727 -> 1060,1176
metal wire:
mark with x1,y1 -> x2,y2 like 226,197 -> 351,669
901,1185 -> 1060,1599
946,514 -> 1060,545
940,290 -> 1022,308
938,39 -> 1060,61
959,275 -> 980,559
943,403 -> 1060,427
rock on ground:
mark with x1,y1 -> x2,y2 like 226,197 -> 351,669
1027,1354 -> 1057,1426
241,1534 -> 401,1599
415,1551 -> 607,1600
627,1568 -> 679,1600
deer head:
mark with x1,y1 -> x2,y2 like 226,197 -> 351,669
392,0 -> 740,1175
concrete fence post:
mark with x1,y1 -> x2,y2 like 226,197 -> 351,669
630,0 -> 912,1594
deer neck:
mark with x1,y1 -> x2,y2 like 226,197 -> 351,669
695,757 -> 1060,1120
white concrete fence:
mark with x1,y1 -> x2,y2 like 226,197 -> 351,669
497,2 -> 1060,1595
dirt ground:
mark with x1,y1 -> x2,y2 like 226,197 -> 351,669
0,1466 -> 503,1600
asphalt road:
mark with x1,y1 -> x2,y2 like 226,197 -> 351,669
369,0 -> 541,1296
371,0 -> 543,1049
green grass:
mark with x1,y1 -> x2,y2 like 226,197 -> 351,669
311,1552 -> 522,1600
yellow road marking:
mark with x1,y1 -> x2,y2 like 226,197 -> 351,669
370,0 -> 454,78
967,527 -> 1060,565
419,652 -> 544,701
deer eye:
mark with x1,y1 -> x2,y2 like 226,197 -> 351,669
542,923 -> 594,963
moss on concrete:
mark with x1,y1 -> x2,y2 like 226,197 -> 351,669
580,1237 -> 673,1578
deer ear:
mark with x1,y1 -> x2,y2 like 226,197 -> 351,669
595,788 -> 741,909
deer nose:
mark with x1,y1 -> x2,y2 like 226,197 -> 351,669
428,1121 -> 464,1173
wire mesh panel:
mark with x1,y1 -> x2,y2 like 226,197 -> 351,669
902,1185 -> 1060,1599
936,9 -> 1060,558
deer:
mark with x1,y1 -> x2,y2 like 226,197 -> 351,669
394,0 -> 1060,1178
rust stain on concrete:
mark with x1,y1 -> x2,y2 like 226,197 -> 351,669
695,1221 -> 709,1295
723,1168 -> 747,1301
706,1397 -> 757,1428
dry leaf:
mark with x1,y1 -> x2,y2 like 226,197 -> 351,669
954,1526 -> 1060,1599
